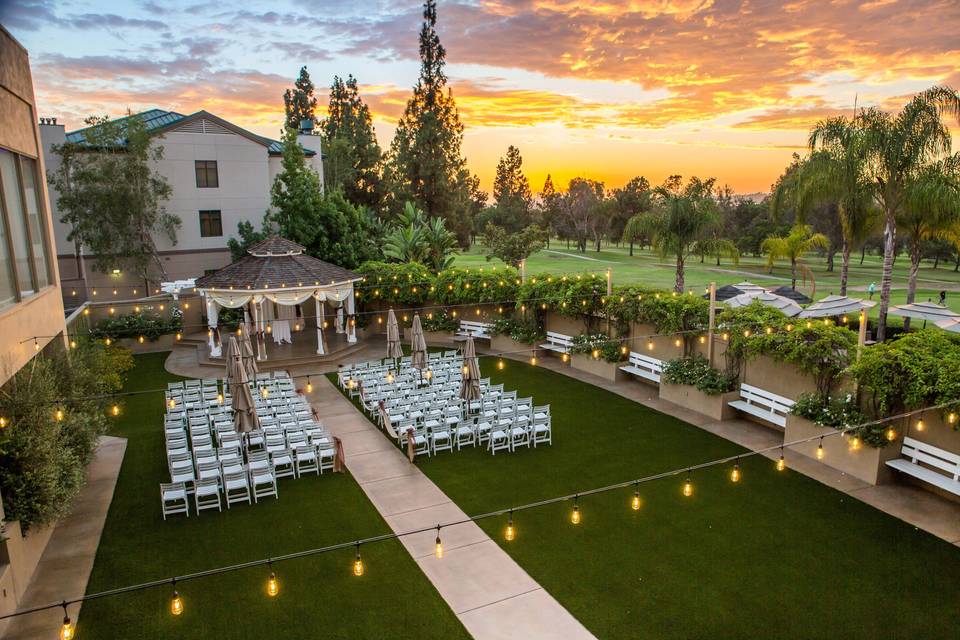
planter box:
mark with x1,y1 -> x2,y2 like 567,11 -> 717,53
402,327 -> 457,347
570,352 -> 626,382
490,335 -> 537,358
659,383 -> 740,421
784,414 -> 900,485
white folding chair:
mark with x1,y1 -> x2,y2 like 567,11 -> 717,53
224,470 -> 251,508
161,482 -> 189,520
295,445 -> 319,476
194,478 -> 222,514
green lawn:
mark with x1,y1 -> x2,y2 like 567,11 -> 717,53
396,357 -> 960,639
452,243 -> 960,321
77,353 -> 468,639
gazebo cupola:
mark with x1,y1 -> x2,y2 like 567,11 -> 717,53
194,237 -> 363,359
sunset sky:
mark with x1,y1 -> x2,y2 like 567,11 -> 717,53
4,0 -> 959,195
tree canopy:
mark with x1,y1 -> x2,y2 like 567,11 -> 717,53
283,66 -> 318,130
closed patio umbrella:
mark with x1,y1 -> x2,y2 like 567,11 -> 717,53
459,336 -> 482,411
410,314 -> 428,379
889,301 -> 960,325
224,334 -> 239,379
227,338 -> 259,434
798,295 -> 875,319
239,323 -> 258,380
725,290 -> 802,317
386,308 -> 403,363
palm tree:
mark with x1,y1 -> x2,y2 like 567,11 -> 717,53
804,118 -> 877,295
422,216 -> 458,270
382,201 -> 458,269
858,86 -> 960,340
383,223 -> 426,263
631,178 -> 722,292
761,225 -> 830,290
898,153 -> 960,329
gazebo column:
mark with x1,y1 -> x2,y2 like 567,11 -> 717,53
315,296 -> 326,355
336,306 -> 345,335
346,289 -> 357,343
205,296 -> 221,357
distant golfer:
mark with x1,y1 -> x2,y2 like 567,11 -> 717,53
939,290 -> 947,306
868,282 -> 876,300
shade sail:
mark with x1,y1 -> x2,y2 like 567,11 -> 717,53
888,301 -> 960,323
770,285 -> 813,304
724,290 -> 803,317
798,295 -> 876,318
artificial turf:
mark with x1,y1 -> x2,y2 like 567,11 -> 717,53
348,356 -> 960,639
76,352 -> 468,640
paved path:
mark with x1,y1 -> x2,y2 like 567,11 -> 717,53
304,376 -> 597,640
3,436 -> 127,640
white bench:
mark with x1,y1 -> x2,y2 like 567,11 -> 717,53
728,383 -> 794,428
619,352 -> 663,384
887,437 -> 960,495
457,320 -> 493,340
538,331 -> 573,354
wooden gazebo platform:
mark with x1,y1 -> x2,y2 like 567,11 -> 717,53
181,331 -> 364,371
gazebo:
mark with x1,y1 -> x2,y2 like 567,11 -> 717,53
195,237 -> 362,360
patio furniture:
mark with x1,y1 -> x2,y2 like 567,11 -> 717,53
728,383 -> 795,428
539,331 -> 574,354
620,352 -> 664,384
887,437 -> 960,496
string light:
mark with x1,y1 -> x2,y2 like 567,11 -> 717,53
306,377 -> 313,394
266,563 -> 279,597
435,525 -> 444,559
55,406 -> 64,422
59,604 -> 73,640
505,510 -> 515,541
353,543 -> 364,577
170,580 -> 183,616
570,495 -> 581,524
949,412 -> 957,424
261,387 -> 269,399
530,355 -> 537,366
591,348 -> 600,359
0,417 -> 7,428
682,473 -> 693,497
673,338 -> 681,347
915,414 -> 925,431
885,427 -> 896,442
730,460 -> 741,483
497,359 -> 504,370
631,483 -> 642,511
111,403 -> 120,417
816,438 -> 825,460
33,338 -> 39,352
849,434 -> 861,450
561,352 -> 569,363
776,448 -> 786,472
217,393 -> 224,405
69,340 -> 76,349
647,340 -> 654,351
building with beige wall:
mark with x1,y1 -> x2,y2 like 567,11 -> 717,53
0,24 -> 68,632
40,109 -> 323,306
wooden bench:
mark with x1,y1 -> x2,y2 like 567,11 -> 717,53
538,331 -> 573,354
457,320 -> 493,340
619,352 -> 663,384
887,437 -> 960,496
728,383 -> 794,428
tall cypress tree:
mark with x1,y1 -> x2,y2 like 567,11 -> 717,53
386,0 -> 474,244
283,66 -> 318,130
321,74 -> 383,209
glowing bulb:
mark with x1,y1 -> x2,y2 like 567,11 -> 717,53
0,417 -> 7,428
112,404 -> 120,417
698,336 -> 706,344
505,513 -> 515,541
885,427 -> 896,442
786,324 -> 793,331
60,614 -> 74,640
353,548 -> 364,577
530,355 -> 537,366
631,490 -> 642,511
134,305 -> 141,313
425,370 -> 432,380
55,407 -> 64,421
816,440 -> 825,460
108,307 -> 115,315
765,326 -> 773,335
674,338 -> 681,347
69,340 -> 76,349
217,393 -> 224,404
266,572 -> 279,597
435,527 -> 444,559
463,365 -> 469,375
849,435 -> 861,450
138,335 -> 145,344
591,349 -> 600,359
842,315 -> 849,324
776,455 -> 786,472
170,590 -> 183,616
306,378 -> 313,393
261,387 -> 269,399
647,341 -> 654,351
949,412 -> 957,424
33,338 -> 39,352
168,398 -> 176,409
722,332 -> 729,341
570,502 -> 581,525
105,338 -> 111,346
915,418 -> 925,431
743,329 -> 751,337
683,476 -> 693,497
497,359 -> 504,370
621,345 -> 628,354
386,373 -> 394,384
730,464 -> 741,483
266,325 -> 272,334
176,333 -> 182,341
561,353 -> 569,363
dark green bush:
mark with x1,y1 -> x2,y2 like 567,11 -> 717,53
90,312 -> 181,341
662,355 -> 737,395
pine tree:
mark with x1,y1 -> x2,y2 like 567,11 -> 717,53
538,174 -> 560,247
320,75 -> 383,209
283,66 -> 318,130
492,145 -> 532,231
385,0 -> 472,244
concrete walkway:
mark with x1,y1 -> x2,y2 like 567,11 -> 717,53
3,436 -> 127,640
304,376 -> 596,640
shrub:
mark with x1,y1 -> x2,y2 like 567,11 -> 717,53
791,393 -> 887,447
90,312 -> 181,341
490,317 -> 542,345
662,355 -> 737,395
356,261 -> 433,306
0,341 -> 133,529
570,333 -> 625,363
421,310 -> 459,333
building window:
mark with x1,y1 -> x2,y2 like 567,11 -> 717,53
20,158 -> 51,289
195,160 -> 218,188
199,210 -> 223,237
0,148 -> 53,302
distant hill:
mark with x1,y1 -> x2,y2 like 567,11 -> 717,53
737,192 -> 768,203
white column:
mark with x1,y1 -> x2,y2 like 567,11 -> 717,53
346,289 -> 357,344
336,306 -> 345,334
258,300 -> 267,361
315,296 -> 326,355
205,295 -> 221,357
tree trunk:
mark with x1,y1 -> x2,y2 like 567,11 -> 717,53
954,254 -> 959,272
839,239 -> 851,296
629,240 -> 634,256
675,254 -> 685,293
790,258 -> 797,290
903,239 -> 923,332
826,250 -> 834,272
715,253 -> 721,266
934,255 -> 940,269
876,217 -> 897,342
860,246 -> 866,265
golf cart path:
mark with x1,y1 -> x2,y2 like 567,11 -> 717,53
307,377 -> 597,640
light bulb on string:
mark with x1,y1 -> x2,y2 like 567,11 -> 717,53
849,434 -> 861,450
353,543 -> 364,577
570,495 -> 581,524
168,398 -> 176,410
915,414 -> 925,431
885,427 -> 896,442
435,525 -> 444,559
306,377 -> 313,394
111,403 -> 120,417
816,437 -> 825,460
561,352 -> 569,363
631,483 -> 642,511
217,393 -> 224,405
776,448 -> 786,472
266,562 -> 279,597
530,355 -> 537,366
683,473 -> 693,497
505,510 -> 515,541
730,461 -> 741,483
497,359 -> 505,370
59,603 -> 74,640
33,338 -> 39,352
170,580 -> 183,616
55,406 -> 64,422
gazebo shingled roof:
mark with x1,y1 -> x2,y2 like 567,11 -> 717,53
195,236 -> 361,290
